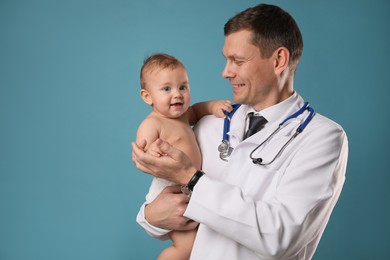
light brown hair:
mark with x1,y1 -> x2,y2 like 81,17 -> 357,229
140,53 -> 186,89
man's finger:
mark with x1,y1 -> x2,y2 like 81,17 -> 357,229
131,142 -> 154,174
138,139 -> 147,151
183,220 -> 199,230
163,185 -> 183,194
155,139 -> 181,161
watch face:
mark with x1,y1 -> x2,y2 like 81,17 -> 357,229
181,185 -> 192,197
181,170 -> 204,197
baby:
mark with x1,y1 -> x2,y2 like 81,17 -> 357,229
136,53 -> 232,259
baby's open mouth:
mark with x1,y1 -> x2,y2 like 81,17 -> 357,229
171,102 -> 183,107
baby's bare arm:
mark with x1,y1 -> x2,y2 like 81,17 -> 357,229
188,100 -> 233,125
136,117 -> 162,156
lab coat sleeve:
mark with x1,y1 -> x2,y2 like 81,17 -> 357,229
184,121 -> 348,259
136,202 -> 170,240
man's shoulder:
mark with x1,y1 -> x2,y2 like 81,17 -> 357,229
193,114 -> 223,133
196,114 -> 224,126
304,112 -> 348,147
310,113 -> 345,133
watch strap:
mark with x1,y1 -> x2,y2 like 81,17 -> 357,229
181,170 -> 204,196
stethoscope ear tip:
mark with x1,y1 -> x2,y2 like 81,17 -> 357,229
252,158 -> 263,165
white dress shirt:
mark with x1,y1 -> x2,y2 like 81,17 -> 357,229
137,92 -> 348,259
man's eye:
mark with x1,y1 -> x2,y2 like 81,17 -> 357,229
235,60 -> 244,66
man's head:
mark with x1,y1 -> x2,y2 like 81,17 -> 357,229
224,4 -> 303,72
222,4 -> 302,110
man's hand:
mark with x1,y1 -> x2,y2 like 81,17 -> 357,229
145,185 -> 199,231
132,139 -> 197,185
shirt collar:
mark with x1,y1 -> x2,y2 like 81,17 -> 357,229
239,92 -> 304,125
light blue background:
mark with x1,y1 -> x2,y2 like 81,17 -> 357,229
1,0 -> 389,259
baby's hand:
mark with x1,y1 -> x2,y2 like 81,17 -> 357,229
210,100 -> 233,118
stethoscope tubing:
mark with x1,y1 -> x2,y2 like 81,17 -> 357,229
250,102 -> 315,165
219,102 -> 316,165
222,104 -> 241,141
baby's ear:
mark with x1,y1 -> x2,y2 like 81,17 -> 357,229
140,89 -> 153,106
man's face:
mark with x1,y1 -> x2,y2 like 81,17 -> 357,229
222,30 -> 277,111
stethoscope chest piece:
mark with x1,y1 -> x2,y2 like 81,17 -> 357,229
218,140 -> 233,161
218,104 -> 242,162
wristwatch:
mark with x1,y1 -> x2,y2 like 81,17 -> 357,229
181,170 -> 205,197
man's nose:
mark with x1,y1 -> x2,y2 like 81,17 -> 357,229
222,62 -> 235,78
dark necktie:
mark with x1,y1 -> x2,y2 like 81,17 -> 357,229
243,112 -> 268,140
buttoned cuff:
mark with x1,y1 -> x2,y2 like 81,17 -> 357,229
136,203 -> 170,240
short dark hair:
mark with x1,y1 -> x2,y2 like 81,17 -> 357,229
224,4 -> 303,71
140,53 -> 185,89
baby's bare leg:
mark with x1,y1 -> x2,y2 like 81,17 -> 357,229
157,229 -> 197,260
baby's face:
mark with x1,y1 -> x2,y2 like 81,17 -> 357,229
143,67 -> 191,118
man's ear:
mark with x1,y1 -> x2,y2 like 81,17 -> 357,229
274,47 -> 290,75
140,89 -> 153,106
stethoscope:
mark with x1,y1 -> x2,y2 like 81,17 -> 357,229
218,104 -> 241,161
218,102 -> 316,165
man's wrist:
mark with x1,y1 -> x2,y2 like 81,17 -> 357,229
144,204 -> 154,225
139,203 -> 171,237
181,170 -> 205,197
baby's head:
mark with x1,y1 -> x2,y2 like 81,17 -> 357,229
140,53 -> 186,90
139,53 -> 191,118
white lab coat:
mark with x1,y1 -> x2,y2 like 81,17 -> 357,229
137,93 -> 348,260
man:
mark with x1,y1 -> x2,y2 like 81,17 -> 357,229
132,4 -> 348,259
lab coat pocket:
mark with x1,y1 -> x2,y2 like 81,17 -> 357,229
243,164 -> 281,200
244,135 -> 295,199
226,143 -> 280,200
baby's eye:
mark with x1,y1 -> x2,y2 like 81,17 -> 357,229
162,86 -> 171,91
179,85 -> 188,91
